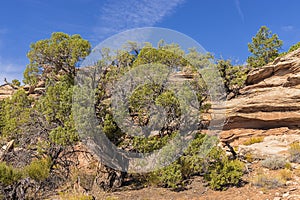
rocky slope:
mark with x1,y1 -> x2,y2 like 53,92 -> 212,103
219,49 -> 300,158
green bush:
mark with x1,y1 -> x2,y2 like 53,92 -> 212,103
143,135 -> 244,191
261,156 -> 287,170
217,60 -> 248,95
0,162 -> 22,186
149,162 -> 183,189
287,42 -> 300,53
204,156 -> 244,190
24,158 -> 51,182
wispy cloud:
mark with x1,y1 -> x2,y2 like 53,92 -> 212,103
0,59 -> 24,85
234,0 -> 244,22
281,25 -> 295,32
93,0 -> 185,41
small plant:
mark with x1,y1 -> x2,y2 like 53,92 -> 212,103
252,174 -> 285,189
279,169 -> 292,181
285,162 -> 293,170
0,162 -> 22,186
261,156 -> 286,170
244,152 -> 254,163
243,137 -> 264,145
289,142 -> 300,163
24,158 -> 51,182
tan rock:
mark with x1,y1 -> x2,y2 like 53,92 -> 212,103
0,84 -> 15,100
219,49 -> 300,147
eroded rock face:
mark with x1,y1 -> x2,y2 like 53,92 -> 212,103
220,49 -> 300,147
0,84 -> 15,100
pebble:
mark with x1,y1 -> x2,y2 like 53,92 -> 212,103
273,197 -> 281,200
275,192 -> 281,197
282,192 -> 289,198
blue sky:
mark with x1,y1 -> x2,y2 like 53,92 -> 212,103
0,0 -> 300,84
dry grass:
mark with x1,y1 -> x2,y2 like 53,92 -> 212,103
289,142 -> 300,163
252,174 -> 285,189
261,156 -> 287,170
243,137 -> 264,145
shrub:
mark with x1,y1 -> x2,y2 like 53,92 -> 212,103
243,137 -> 264,145
24,158 -> 51,182
252,174 -> 285,189
146,135 -> 245,191
279,169 -> 292,181
289,142 -> 300,163
205,157 -> 244,190
244,152 -> 254,163
261,156 -> 286,170
287,42 -> 300,53
0,162 -> 22,186
149,162 -> 183,189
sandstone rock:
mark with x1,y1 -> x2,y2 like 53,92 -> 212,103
0,84 -> 15,100
219,49 -> 300,147
237,134 -> 300,159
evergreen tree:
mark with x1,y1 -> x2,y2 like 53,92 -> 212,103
23,32 -> 91,85
247,26 -> 282,68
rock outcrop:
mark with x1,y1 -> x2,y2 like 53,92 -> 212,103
220,49 -> 300,151
0,84 -> 15,100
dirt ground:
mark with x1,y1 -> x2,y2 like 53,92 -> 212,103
95,179 -> 300,200
94,163 -> 300,200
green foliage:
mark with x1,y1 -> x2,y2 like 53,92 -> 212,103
0,162 -> 22,186
133,46 -> 187,69
1,89 -> 32,138
149,162 -> 183,189
38,76 -> 78,145
24,158 -> 51,182
11,79 -> 21,87
287,41 -> 300,53
131,132 -> 176,154
155,90 -> 181,117
180,134 -> 208,176
24,32 -> 91,84
217,60 -> 248,94
49,117 -> 78,145
205,159 -> 244,190
129,83 -> 162,123
143,134 -> 244,190
288,142 -> 300,163
102,113 -> 123,145
261,156 -> 287,170
204,148 -> 244,190
247,26 -> 283,68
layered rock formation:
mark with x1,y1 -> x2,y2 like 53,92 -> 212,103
220,49 -> 300,152
0,84 -> 15,100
